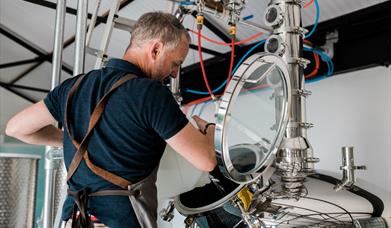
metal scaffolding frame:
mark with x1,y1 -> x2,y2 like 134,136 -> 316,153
3,0 -> 389,106
0,24 -> 74,74
22,0 -> 104,23
0,0 -> 135,103
0,0 -> 232,104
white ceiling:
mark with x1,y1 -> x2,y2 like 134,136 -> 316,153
0,0 -> 388,133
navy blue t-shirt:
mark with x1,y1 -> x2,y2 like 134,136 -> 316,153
44,59 -> 188,227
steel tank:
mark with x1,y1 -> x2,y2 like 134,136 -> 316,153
0,153 -> 40,228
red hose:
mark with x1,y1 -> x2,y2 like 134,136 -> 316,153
197,28 -> 214,99
304,40 -> 320,79
304,0 -> 314,8
225,36 -> 235,91
306,51 -> 320,78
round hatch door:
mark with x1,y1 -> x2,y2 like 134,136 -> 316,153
215,53 -> 291,183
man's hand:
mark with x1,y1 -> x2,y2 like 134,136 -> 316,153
192,115 -> 209,133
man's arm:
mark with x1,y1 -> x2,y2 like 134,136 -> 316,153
5,100 -> 63,147
166,115 -> 217,172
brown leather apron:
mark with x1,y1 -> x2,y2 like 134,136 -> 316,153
64,73 -> 158,228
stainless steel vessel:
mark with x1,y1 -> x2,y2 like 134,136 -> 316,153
0,153 -> 40,228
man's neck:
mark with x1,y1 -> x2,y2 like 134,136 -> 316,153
123,49 -> 151,76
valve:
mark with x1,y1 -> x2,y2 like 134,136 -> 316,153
334,146 -> 367,191
159,200 -> 175,222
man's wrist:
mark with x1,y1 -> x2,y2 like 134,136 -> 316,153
202,123 -> 216,135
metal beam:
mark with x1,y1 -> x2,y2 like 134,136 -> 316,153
4,0 -> 135,84
0,57 -> 46,69
0,84 -> 37,103
9,62 -> 44,84
22,0 -> 105,23
0,24 -> 74,78
0,82 -> 50,93
0,24 -> 48,57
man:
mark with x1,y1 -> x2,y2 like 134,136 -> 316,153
6,12 -> 216,228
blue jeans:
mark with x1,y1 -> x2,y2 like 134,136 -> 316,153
195,204 -> 242,228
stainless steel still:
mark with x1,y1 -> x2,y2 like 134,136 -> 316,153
264,0 -> 318,196
0,153 -> 40,228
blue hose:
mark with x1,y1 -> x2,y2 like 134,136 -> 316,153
304,47 -> 334,83
179,1 -> 194,6
185,39 -> 266,95
304,0 -> 320,39
186,0 -> 320,95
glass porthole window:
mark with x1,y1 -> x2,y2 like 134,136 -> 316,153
215,53 -> 291,183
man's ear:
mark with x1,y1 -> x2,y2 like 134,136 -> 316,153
149,40 -> 164,61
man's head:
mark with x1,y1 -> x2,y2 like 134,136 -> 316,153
124,12 -> 190,81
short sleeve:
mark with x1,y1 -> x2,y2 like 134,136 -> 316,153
43,77 -> 76,123
142,81 -> 189,140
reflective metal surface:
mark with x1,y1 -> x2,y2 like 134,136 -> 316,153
354,217 -> 388,228
334,147 -> 366,191
45,0 -> 67,226
42,148 -> 65,228
215,53 -> 291,183
73,0 -> 88,75
265,0 -> 318,195
53,162 -> 67,223
0,153 -> 40,228
264,5 -> 283,28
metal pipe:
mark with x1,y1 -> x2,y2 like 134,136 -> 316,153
43,0 -> 66,227
74,0 -> 88,75
268,0 -> 317,195
334,146 -> 366,191
50,0 -> 66,89
94,1 -> 122,69
170,75 -> 182,103
42,158 -> 55,228
283,3 -> 307,138
86,0 -> 102,46
170,6 -> 188,103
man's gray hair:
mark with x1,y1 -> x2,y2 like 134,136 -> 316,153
128,12 -> 190,50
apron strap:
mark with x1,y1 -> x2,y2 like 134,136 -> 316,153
64,73 -> 137,189
68,188 -> 93,228
89,189 -> 139,197
67,188 -> 137,228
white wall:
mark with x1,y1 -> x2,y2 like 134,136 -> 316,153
159,66 -> 391,227
306,66 -> 391,224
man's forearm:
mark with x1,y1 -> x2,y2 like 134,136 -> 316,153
15,125 -> 63,148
